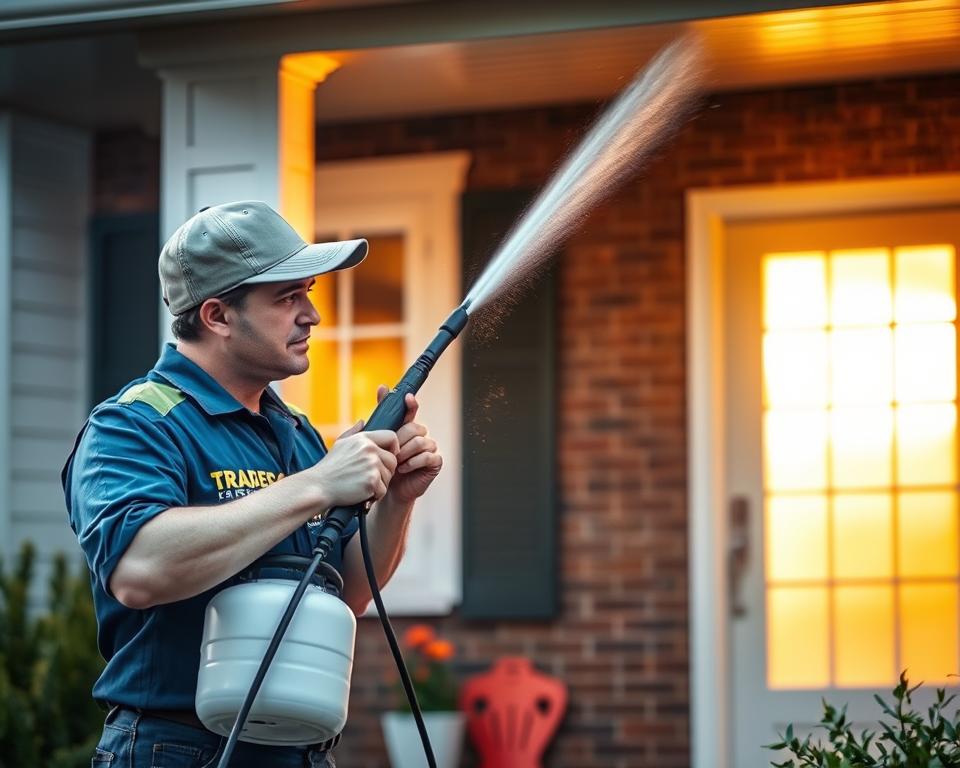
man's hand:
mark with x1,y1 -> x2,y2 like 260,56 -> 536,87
377,385 -> 442,504
311,424 -> 399,508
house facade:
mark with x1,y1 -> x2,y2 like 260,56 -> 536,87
1,1 -> 959,766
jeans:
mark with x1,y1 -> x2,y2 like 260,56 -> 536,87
92,707 -> 335,768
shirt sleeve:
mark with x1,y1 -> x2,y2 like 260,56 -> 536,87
66,404 -> 188,596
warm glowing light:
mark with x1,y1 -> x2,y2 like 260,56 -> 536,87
308,340 -> 340,425
894,245 -> 956,323
761,238 -> 960,690
766,495 -> 828,582
831,328 -> 893,406
900,583 -> 958,685
835,586 -> 895,687
832,494 -> 893,580
899,492 -> 959,578
767,587 -> 830,689
830,249 -> 891,327
831,408 -> 893,489
896,404 -> 958,486
894,323 -> 956,403
310,275 -> 338,326
281,53 -> 343,84
351,338 -> 404,423
764,410 -> 827,491
764,253 -> 827,330
763,331 -> 828,407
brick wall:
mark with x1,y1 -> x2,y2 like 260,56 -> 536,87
315,74 -> 960,768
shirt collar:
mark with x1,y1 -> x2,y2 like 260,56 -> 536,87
154,343 -> 298,423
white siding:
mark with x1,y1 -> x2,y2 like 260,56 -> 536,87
0,113 -> 89,599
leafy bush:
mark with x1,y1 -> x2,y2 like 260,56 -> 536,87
767,672 -> 960,767
0,541 -> 105,768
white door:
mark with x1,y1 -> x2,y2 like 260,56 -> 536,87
724,208 -> 960,766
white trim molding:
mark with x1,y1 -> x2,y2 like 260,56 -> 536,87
686,173 -> 960,768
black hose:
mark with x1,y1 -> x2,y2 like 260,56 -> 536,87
359,510 -> 438,768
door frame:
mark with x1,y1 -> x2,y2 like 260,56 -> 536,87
685,173 -> 960,768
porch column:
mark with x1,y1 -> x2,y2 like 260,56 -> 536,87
155,53 -> 340,340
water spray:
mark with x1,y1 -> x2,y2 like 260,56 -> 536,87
203,34 -> 704,768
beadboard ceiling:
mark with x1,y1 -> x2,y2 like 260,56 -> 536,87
313,0 -> 960,123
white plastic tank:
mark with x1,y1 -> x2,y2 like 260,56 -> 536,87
196,558 -> 356,746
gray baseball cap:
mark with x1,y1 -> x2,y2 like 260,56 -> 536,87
159,200 -> 367,315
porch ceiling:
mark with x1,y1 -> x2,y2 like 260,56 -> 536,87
312,0 -> 960,124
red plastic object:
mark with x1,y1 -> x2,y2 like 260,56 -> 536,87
459,657 -> 568,768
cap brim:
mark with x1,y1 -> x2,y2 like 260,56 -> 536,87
241,238 -> 368,284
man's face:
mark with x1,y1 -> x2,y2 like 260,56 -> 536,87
224,278 -> 320,382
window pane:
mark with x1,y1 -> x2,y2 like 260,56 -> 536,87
894,245 -> 956,323
765,410 -> 828,491
307,340 -> 339,425
350,338 -> 405,423
899,583 -> 958,685
830,249 -> 891,327
894,324 -> 956,403
764,254 -> 827,330
899,492 -> 959,578
767,587 -> 830,689
354,233 -> 404,325
310,274 -> 338,327
764,331 -> 828,408
896,404 -> 958,486
835,586 -> 894,687
766,495 -> 828,582
832,494 -> 893,580
831,407 -> 893,489
830,328 -> 892,406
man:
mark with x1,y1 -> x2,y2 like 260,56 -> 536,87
63,200 -> 442,767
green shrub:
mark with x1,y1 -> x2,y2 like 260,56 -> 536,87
767,672 -> 960,767
0,541 -> 105,768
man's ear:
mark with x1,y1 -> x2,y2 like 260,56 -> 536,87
198,299 -> 232,338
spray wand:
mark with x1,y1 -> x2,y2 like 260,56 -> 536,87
216,304 -> 471,768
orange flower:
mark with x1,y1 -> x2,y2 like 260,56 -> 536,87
423,639 -> 455,661
402,624 -> 435,649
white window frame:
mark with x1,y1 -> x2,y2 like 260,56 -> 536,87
304,151 -> 470,615
686,173 -> 960,768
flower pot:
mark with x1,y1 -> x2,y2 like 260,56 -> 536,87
381,711 -> 465,768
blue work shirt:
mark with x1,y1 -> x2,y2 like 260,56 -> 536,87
62,344 -> 356,710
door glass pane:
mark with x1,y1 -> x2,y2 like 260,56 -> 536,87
763,331 -> 828,408
832,494 -> 893,580
354,233 -> 404,325
831,408 -> 893,489
764,254 -> 827,330
830,328 -> 892,406
899,492 -> 959,578
896,404 -> 957,486
766,495 -> 828,582
767,587 -> 829,689
899,583 -> 958,685
764,410 -> 827,491
894,245 -> 956,323
835,586 -> 894,687
307,340 -> 339,425
351,338 -> 405,423
894,323 -> 956,403
830,249 -> 891,327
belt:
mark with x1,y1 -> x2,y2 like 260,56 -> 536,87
135,708 -> 342,752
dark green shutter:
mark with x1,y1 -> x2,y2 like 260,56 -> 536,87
460,190 -> 557,619
89,213 -> 160,405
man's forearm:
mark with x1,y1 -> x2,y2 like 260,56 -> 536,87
109,472 -> 329,609
341,492 -> 415,615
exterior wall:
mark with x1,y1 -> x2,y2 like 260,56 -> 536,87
4,115 -> 90,598
314,74 -> 960,768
